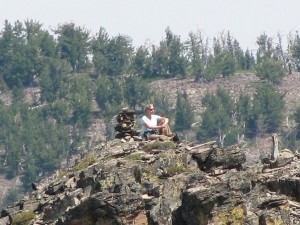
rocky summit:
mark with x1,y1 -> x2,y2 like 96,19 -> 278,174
2,135 -> 300,225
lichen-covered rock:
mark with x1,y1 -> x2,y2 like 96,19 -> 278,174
192,143 -> 246,172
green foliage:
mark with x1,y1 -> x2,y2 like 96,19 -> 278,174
290,32 -> 300,71
219,51 -> 236,77
21,110 -> 70,188
236,93 -> 255,138
233,39 -> 246,70
0,20 -> 41,88
174,90 -> 194,131
206,34 -> 237,80
92,33 -> 133,77
125,153 -> 143,160
95,75 -> 113,109
0,20 -> 58,89
0,187 -> 20,209
295,107 -> 300,135
12,210 -> 35,225
0,102 -> 70,187
55,23 -> 91,72
105,35 -> 133,76
95,75 -> 123,114
186,31 -> 207,81
255,58 -> 285,84
166,161 -> 192,176
123,76 -> 150,110
282,129 -> 297,151
202,55 -> 220,82
90,27 -> 110,76
252,83 -> 285,134
165,27 -> 187,78
48,99 -> 71,125
152,91 -> 174,121
151,42 -> 169,77
73,153 -> 97,171
292,106 -> 300,145
131,46 -> 151,77
197,88 -> 235,146
197,83 -> 285,143
141,171 -> 160,183
256,33 -> 274,63
40,58 -> 71,103
244,49 -> 255,70
217,207 -> 246,225
12,85 -> 25,103
0,20 -> 294,195
69,75 -> 93,128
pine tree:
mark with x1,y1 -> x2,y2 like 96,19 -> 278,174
55,23 -> 91,73
186,31 -> 206,81
255,58 -> 285,84
197,88 -> 235,147
244,49 -> 255,70
288,31 -> 300,71
131,46 -> 151,78
123,76 -> 150,110
153,91 -> 173,120
174,90 -> 194,131
252,83 -> 285,134
165,28 -> 186,78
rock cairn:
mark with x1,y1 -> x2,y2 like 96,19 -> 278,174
114,107 -> 141,139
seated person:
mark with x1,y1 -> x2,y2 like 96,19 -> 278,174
141,104 -> 172,140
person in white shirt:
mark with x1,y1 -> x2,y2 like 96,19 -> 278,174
141,103 -> 172,140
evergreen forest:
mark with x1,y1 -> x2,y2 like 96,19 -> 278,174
1,19 -> 300,207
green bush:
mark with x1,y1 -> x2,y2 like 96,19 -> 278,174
12,211 -> 35,225
125,153 -> 143,160
73,153 -> 98,171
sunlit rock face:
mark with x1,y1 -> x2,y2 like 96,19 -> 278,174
1,136 -> 300,225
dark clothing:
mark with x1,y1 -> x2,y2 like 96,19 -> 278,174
143,130 -> 158,140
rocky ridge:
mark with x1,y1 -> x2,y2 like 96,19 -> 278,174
1,73 -> 300,224
1,133 -> 300,225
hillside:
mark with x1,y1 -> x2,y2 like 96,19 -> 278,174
150,72 -> 300,161
150,72 -> 300,117
1,131 -> 300,224
1,71 -> 300,210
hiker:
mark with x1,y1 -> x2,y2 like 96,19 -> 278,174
141,103 -> 172,140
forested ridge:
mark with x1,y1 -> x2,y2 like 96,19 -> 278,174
1,19 -> 300,208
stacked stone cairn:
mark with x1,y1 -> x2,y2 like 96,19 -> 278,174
114,107 -> 141,140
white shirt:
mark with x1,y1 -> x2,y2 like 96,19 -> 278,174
141,115 -> 161,132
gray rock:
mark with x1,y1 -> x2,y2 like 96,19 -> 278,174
4,139 -> 300,225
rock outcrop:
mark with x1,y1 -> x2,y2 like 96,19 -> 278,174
1,137 -> 300,225
114,107 -> 141,140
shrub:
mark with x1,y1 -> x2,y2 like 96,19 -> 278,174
12,211 -> 35,225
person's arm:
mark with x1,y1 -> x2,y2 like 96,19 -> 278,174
143,121 -> 164,130
160,117 -> 169,126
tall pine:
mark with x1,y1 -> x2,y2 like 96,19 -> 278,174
174,90 -> 194,131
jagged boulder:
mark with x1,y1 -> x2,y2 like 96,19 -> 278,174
192,142 -> 246,172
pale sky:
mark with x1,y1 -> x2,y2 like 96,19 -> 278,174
1,0 -> 300,51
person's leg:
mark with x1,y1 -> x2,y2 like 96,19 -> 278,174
162,124 -> 172,136
158,119 -> 172,136
149,134 -> 171,141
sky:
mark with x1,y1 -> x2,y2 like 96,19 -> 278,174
1,0 -> 300,51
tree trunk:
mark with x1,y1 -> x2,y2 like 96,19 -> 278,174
271,133 -> 279,160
